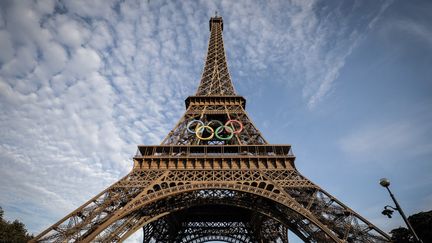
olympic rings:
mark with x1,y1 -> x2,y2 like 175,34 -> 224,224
187,119 -> 243,141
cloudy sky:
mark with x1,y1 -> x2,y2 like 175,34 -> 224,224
0,0 -> 431,242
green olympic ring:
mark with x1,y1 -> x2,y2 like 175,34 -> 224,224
215,125 -> 234,140
187,119 -> 243,141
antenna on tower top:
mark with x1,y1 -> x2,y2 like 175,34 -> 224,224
215,11 -> 218,17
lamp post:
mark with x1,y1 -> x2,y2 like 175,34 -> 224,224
379,178 -> 423,243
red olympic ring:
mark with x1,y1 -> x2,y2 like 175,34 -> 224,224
225,119 -> 243,134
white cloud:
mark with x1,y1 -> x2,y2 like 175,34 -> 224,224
66,47 -> 101,77
88,21 -> 113,50
389,19 -> 432,48
63,0 -> 117,19
220,0 -> 393,108
123,231 -> 143,243
1,46 -> 37,79
33,0 -> 55,15
55,18 -> 90,48
0,30 -> 14,63
339,119 -> 432,159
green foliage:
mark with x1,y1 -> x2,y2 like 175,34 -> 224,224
409,210 -> 432,242
0,207 -> 33,243
390,227 -> 414,243
390,210 -> 432,243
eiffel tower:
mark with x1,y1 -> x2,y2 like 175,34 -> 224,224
32,16 -> 391,243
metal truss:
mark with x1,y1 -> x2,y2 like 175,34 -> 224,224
196,16 -> 236,96
144,216 -> 290,243
31,16 -> 391,243
161,103 -> 267,145
32,162 -> 391,242
153,220 -> 256,243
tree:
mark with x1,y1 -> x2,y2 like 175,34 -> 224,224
390,210 -> 432,243
0,207 -> 33,243
390,227 -> 413,243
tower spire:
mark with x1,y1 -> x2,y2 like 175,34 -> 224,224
196,15 -> 236,96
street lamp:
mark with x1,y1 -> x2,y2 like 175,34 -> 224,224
379,178 -> 423,243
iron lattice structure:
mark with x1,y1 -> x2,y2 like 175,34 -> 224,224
32,16 -> 391,243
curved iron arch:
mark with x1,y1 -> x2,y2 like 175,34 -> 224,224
94,188 -> 337,242
182,235 -> 251,243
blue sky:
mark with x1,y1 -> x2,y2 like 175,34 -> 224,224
0,0 -> 431,242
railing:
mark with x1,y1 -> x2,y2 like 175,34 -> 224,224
135,145 -> 294,158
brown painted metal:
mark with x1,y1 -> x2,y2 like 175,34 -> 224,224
31,16 -> 391,243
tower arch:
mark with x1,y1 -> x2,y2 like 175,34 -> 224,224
95,188 -> 338,242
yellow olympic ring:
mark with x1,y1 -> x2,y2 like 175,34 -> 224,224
195,125 -> 214,140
